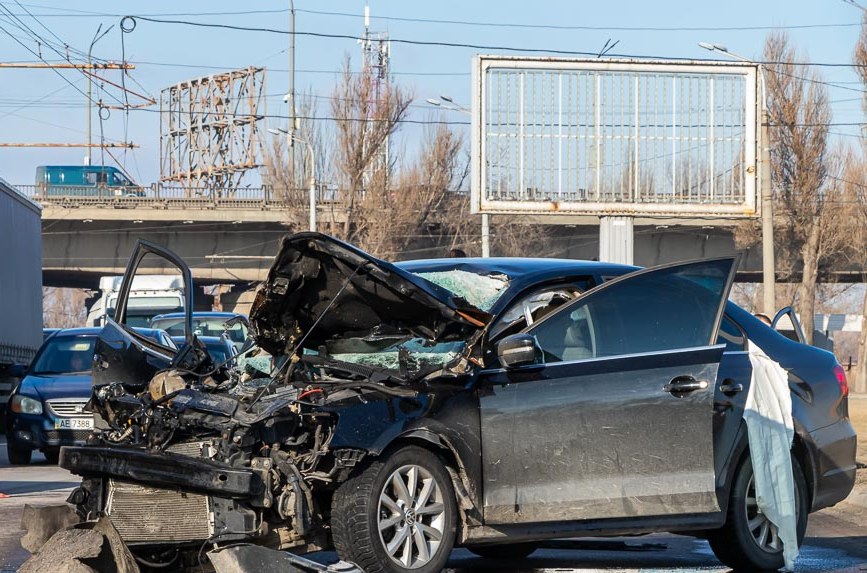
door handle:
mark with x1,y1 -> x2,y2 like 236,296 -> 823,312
719,381 -> 744,395
663,375 -> 709,394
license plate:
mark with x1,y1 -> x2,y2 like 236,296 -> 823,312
54,417 -> 94,430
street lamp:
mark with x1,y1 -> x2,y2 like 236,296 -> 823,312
268,127 -> 316,232
699,42 -> 776,315
426,95 -> 470,114
85,24 -> 113,166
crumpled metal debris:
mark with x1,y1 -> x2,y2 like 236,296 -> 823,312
208,543 -> 363,573
19,504 -> 81,554
19,515 -> 139,573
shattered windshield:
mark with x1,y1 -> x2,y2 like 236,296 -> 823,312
331,338 -> 465,371
322,269 -> 509,375
414,270 -> 509,312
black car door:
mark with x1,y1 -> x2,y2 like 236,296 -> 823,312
479,258 -> 737,524
92,241 -> 193,392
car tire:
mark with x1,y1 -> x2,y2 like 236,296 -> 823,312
708,455 -> 808,571
8,444 -> 32,465
331,445 -> 457,573
467,543 -> 538,559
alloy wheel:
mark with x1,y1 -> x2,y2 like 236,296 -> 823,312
377,464 -> 446,569
743,474 -> 798,553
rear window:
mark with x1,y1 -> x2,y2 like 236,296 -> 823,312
31,335 -> 95,375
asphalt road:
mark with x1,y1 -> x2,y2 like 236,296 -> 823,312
0,435 -> 865,573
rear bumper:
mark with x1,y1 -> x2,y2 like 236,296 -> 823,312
806,418 -> 858,511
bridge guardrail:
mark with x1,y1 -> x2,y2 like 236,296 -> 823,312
15,184 -> 340,210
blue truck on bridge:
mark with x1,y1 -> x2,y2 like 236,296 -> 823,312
35,165 -> 143,197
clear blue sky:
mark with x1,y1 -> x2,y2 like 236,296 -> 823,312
0,0 -> 863,186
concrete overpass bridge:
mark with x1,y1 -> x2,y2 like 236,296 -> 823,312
17,184 -> 340,289
15,184 -> 859,294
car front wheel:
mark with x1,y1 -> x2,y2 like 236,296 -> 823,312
331,445 -> 457,573
708,455 -> 808,571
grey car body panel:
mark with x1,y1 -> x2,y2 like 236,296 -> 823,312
479,346 -> 724,523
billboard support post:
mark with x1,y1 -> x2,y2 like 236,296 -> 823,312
599,216 -> 634,265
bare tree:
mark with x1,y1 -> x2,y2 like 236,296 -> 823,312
844,13 -> 867,393
331,55 -> 412,242
837,152 -> 867,392
355,122 -> 466,257
763,31 -> 844,344
43,287 -> 88,328
260,92 -> 330,229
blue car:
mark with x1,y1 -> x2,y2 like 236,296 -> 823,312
5,326 -> 174,465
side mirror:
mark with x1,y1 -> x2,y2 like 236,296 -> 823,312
497,334 -> 540,369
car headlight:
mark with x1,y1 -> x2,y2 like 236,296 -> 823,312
10,395 -> 43,415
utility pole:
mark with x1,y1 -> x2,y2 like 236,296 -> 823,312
359,3 -> 391,186
288,0 -> 295,149
86,24 -> 114,166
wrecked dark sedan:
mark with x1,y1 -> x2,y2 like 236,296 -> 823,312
59,233 -> 856,573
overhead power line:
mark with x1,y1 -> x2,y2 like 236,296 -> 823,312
123,15 -> 867,70
296,8 -> 864,33
11,4 -> 865,34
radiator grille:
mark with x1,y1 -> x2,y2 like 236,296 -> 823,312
42,430 -> 90,443
105,479 -> 212,543
165,441 -> 204,457
46,399 -> 89,417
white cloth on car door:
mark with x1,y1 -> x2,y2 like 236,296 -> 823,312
745,345 -> 798,571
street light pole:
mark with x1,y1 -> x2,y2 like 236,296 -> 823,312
700,43 -> 776,314
268,128 -> 316,231
86,24 -> 112,166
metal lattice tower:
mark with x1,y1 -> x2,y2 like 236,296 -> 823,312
360,5 -> 390,184
160,67 -> 266,192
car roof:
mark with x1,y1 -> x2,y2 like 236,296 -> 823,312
49,327 -> 103,336
47,327 -> 168,338
397,257 -> 638,312
397,257 -> 637,279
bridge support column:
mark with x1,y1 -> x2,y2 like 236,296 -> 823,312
599,216 -> 633,265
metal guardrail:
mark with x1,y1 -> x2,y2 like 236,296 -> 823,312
15,184 -> 341,210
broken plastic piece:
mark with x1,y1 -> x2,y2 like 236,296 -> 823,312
208,544 -> 363,573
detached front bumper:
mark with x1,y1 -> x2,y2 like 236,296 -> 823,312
61,446 -> 266,545
60,446 -> 263,498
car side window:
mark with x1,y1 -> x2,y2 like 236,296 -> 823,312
529,259 -> 733,362
489,280 -> 592,340
716,315 -> 746,351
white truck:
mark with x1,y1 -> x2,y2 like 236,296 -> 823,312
85,275 -> 185,328
0,179 -> 42,421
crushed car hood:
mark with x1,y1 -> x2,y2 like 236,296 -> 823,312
250,233 -> 491,355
